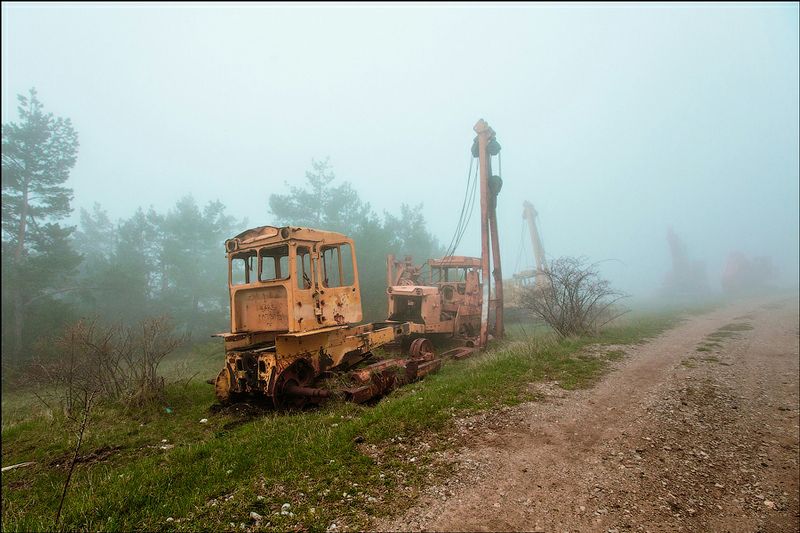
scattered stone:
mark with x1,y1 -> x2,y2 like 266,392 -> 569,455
249,511 -> 263,521
199,418 -> 208,424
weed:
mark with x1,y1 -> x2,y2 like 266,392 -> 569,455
605,350 -> 626,361
707,331 -> 736,340
718,322 -> 753,332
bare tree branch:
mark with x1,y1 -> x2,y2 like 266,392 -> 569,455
520,256 -> 629,337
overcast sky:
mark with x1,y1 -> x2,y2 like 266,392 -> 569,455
3,2 -> 798,296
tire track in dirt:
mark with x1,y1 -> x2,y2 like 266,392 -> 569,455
375,298 -> 800,532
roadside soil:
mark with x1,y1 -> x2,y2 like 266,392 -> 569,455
375,298 -> 800,532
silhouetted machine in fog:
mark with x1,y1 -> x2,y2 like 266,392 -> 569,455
721,251 -> 777,294
506,200 -> 551,307
517,201 -> 550,288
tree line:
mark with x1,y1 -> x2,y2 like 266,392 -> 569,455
1,89 -> 441,363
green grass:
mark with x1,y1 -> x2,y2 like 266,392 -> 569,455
703,322 -> 753,344
693,321 -> 754,355
2,309 -> 687,531
605,349 -> 626,361
706,330 -> 736,340
717,322 -> 753,332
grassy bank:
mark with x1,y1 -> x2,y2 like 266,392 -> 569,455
2,310 -> 685,532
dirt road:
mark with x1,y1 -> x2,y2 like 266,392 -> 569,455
376,298 -> 800,532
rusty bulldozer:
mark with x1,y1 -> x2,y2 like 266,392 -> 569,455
213,226 -> 439,408
213,119 -> 505,407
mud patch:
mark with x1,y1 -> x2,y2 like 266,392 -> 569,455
49,445 -> 121,469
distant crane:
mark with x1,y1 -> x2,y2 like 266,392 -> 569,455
521,201 -> 549,289
505,200 -> 550,308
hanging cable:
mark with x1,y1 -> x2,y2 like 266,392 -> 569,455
447,160 -> 479,258
443,155 -> 478,259
442,156 -> 475,259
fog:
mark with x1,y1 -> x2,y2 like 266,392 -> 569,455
3,2 -> 798,297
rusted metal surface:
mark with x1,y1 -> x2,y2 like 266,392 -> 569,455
489,198 -> 504,338
409,337 -> 435,361
387,254 -> 424,287
343,354 -> 441,404
284,384 -> 331,400
215,225 -> 444,408
385,255 -> 483,339
344,359 -> 407,403
439,346 -> 478,360
474,119 -> 493,348
414,358 -> 442,378
225,226 -> 363,333
472,119 -> 505,343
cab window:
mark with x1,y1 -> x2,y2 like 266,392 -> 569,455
259,245 -> 290,282
321,243 -> 354,287
296,246 -> 312,289
231,250 -> 257,285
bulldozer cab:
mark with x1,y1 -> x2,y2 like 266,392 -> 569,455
428,256 -> 482,312
226,226 -> 362,334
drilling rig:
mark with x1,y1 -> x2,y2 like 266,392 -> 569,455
386,255 -> 483,340
384,119 -> 504,351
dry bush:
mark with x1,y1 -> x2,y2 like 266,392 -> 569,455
519,256 -> 628,337
34,315 -> 183,414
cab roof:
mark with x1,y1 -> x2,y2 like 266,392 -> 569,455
227,226 -> 350,252
428,256 -> 482,268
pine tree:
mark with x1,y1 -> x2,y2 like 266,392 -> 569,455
1,88 -> 81,358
